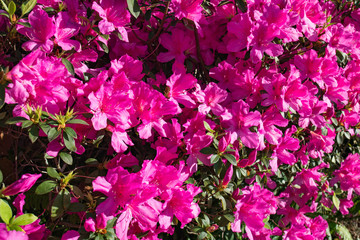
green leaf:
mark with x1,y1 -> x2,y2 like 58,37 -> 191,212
335,224 -> 353,240
47,167 -> 61,180
17,21 -> 31,28
47,128 -> 61,142
203,121 -> 213,132
0,199 -> 12,224
51,189 -> 71,220
210,154 -> 220,164
21,0 -> 36,16
336,132 -> 344,145
0,0 -> 8,12
21,120 -> 33,128
61,58 -> 75,76
63,131 -> 77,152
59,152 -> 73,165
126,0 -> 140,18
0,170 -> 3,184
29,125 -> 39,143
68,202 -> 86,212
0,11 -> 9,18
11,213 -> 37,226
321,127 -> 328,136
39,122 -> 51,135
35,180 -> 57,195
85,158 -> 98,164
200,147 -> 216,155
332,194 -> 340,211
8,1 -> 16,16
67,118 -> 89,125
0,84 -> 5,110
97,40 -> 109,53
64,127 -> 77,139
224,154 -> 237,166
5,116 -> 28,125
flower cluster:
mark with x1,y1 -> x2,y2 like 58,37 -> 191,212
0,0 -> 360,239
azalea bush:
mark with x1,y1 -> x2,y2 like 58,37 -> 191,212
0,0 -> 360,239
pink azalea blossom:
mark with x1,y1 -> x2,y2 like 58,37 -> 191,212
222,100 -> 261,149
92,0 -> 130,39
17,6 -> 55,52
2,174 -> 41,196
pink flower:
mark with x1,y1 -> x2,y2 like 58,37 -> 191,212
17,6 -> 55,52
333,153 -> 360,195
54,12 -> 81,51
92,0 -> 130,38
270,126 -> 300,172
157,28 -> 195,63
61,230 -> 80,240
2,174 -> 41,196
197,82 -> 227,115
0,223 -> 28,240
222,100 -> 261,149
231,183 -> 278,240
84,213 -> 111,233
171,0 -> 204,23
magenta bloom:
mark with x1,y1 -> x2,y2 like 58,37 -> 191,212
84,213 -> 111,233
17,6 -> 55,52
0,223 -> 28,240
197,82 -> 228,115
222,100 -> 261,149
171,0 -> 203,23
157,28 -> 195,63
231,183 -> 277,240
2,174 -> 41,196
61,230 -> 80,240
92,0 -> 130,38
54,12 -> 81,51
333,153 -> 360,195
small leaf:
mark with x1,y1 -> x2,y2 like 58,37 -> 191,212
0,170 -> 3,184
51,189 -> 71,220
210,154 -> 220,164
61,58 -> 75,76
0,199 -> 12,224
63,132 -> 77,152
68,202 -> 86,212
0,83 -> 5,110
59,152 -> 73,165
333,194 -> 340,211
47,167 -> 61,180
39,122 -> 51,135
5,117 -> 28,125
21,0 -> 37,16
126,0 -> 140,18
21,120 -> 33,128
321,127 -> 328,136
11,213 -> 37,226
224,154 -> 237,166
17,21 -> 31,28
8,1 -> 16,16
336,224 -> 353,240
35,180 -> 57,195
203,121 -> 213,132
336,132 -> 344,145
67,119 -> 89,125
29,125 -> 39,143
47,128 -> 61,142
97,40 -> 109,53
64,127 -> 77,139
85,158 -> 98,164
200,147 -> 216,155
1,0 -> 8,12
